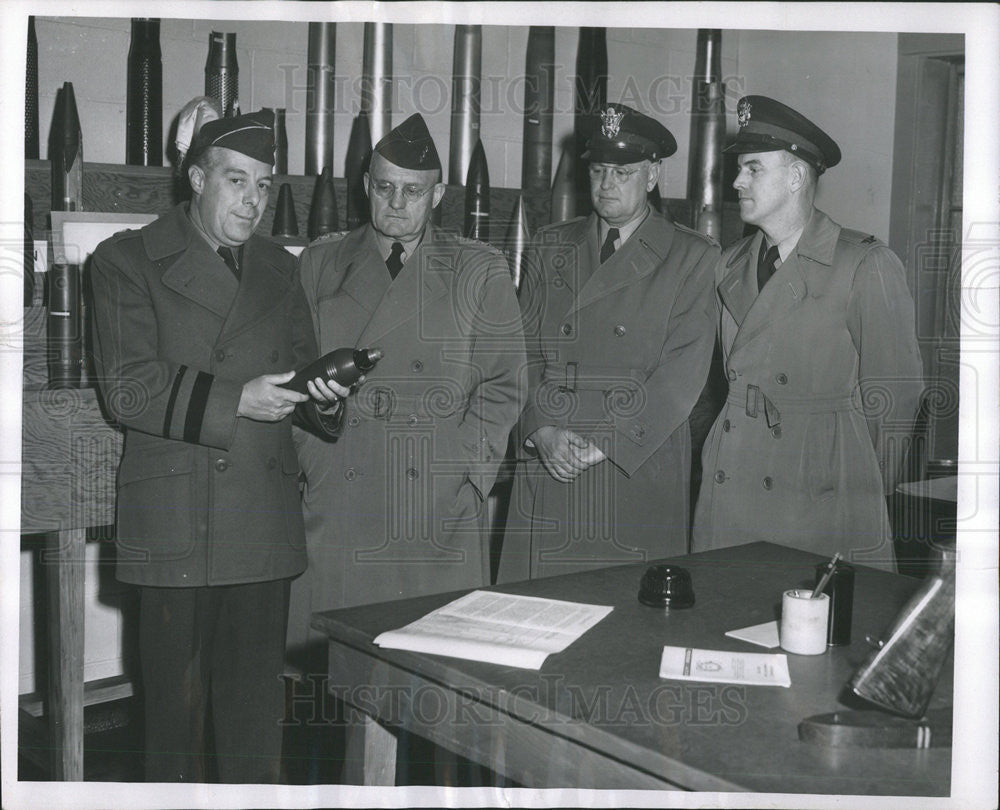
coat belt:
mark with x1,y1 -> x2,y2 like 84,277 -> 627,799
727,382 -> 861,428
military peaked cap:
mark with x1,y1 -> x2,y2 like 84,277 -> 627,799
725,95 -> 841,174
583,103 -> 677,164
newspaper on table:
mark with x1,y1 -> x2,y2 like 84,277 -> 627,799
659,645 -> 792,687
373,590 -> 614,670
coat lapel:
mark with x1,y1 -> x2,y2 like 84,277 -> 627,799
340,226 -> 392,317
717,233 -> 759,329
727,210 -> 837,358
542,215 -> 593,298
571,210 -> 671,314
217,235 -> 295,344
357,224 -> 451,346
148,205 -> 238,321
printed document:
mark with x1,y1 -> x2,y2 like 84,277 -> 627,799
374,590 -> 614,670
659,645 -> 792,687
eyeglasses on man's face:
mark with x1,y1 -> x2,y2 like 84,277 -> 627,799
587,164 -> 647,185
368,178 -> 436,203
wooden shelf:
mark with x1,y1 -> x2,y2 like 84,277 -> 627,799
26,159 -> 745,248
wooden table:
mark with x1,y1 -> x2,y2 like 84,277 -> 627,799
20,387 -> 122,781
312,542 -> 952,795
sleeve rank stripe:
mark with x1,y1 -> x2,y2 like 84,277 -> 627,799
163,365 -> 188,438
183,371 -> 214,443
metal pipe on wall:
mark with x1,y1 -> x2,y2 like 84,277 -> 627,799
521,26 -> 555,197
305,22 -> 335,176
687,29 -> 725,239
574,27 -> 608,214
362,22 -> 393,147
449,25 -> 482,185
126,18 -> 163,166
204,31 -> 238,117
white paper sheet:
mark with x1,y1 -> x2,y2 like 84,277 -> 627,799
725,620 -> 781,648
659,645 -> 792,687
373,590 -> 614,670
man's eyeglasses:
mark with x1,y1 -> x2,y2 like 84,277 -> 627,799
369,178 -> 435,203
587,164 -> 642,184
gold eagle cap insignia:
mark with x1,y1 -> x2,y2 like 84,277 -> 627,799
737,98 -> 752,128
600,106 -> 625,138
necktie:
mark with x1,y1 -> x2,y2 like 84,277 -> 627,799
217,246 -> 240,280
757,243 -> 780,292
599,227 -> 620,263
386,242 -> 405,280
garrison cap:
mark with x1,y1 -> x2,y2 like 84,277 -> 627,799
583,103 -> 677,164
191,109 -> 275,165
374,113 -> 442,171
725,95 -> 841,174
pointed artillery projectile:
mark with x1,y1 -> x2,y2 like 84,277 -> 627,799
464,139 -> 490,242
308,166 -> 339,240
345,110 -> 373,230
505,195 -> 531,290
272,183 -> 299,237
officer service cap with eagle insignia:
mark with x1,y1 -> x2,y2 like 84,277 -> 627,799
373,113 -> 442,171
725,95 -> 841,174
190,110 -> 275,165
583,102 -> 676,164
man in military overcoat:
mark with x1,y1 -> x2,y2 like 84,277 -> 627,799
90,111 -> 340,782
499,103 -> 719,582
287,114 -> 526,654
691,96 -> 924,569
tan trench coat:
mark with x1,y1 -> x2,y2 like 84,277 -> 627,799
287,224 -> 526,650
691,209 -> 924,570
499,210 -> 718,581
90,204 -> 327,587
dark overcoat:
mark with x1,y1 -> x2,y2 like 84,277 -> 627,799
90,203 -> 323,587
691,209 -> 924,569
287,224 -> 526,648
498,210 -> 718,582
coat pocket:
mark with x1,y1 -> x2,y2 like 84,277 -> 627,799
116,444 -> 196,563
804,413 -> 838,501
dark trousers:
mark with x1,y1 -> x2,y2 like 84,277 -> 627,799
139,578 -> 291,783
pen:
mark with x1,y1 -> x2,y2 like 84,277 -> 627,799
811,552 -> 842,599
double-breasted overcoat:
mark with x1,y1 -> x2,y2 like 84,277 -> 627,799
499,210 -> 718,582
287,223 -> 526,648
90,203 -> 325,587
691,209 -> 924,569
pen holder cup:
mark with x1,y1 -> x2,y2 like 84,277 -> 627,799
780,590 -> 830,655
638,564 -> 695,609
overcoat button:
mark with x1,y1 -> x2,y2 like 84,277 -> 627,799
771,426 -> 782,438
411,360 -> 424,373
614,324 -> 626,337
714,470 -> 726,484
727,369 -> 737,382
269,350 -> 279,363
776,373 -> 788,385
215,349 -> 226,362
553,278 -> 564,288
267,457 -> 277,469
406,468 -> 419,480
408,414 -> 418,425
560,323 -> 573,336
214,458 -> 228,472
722,419 -> 731,432
762,476 -> 773,490
348,415 -> 361,427
344,467 -> 356,481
